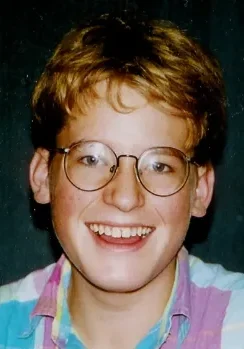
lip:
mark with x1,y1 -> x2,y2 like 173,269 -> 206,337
85,222 -> 154,252
85,221 -> 155,229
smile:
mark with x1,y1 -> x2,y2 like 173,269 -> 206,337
88,224 -> 153,239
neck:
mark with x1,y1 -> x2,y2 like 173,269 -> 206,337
68,259 -> 176,349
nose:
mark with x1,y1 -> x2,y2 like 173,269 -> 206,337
102,157 -> 145,212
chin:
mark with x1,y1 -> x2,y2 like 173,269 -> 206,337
93,280 -> 146,293
83,272 -> 149,293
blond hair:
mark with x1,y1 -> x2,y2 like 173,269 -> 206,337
32,13 -> 226,165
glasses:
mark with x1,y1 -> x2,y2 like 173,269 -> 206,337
55,141 -> 196,197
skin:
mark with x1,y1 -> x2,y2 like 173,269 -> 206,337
30,84 -> 214,349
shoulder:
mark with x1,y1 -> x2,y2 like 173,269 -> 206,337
189,254 -> 244,291
0,262 -> 56,304
189,255 -> 244,348
0,262 -> 55,342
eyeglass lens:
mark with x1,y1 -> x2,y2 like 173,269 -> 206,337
64,141 -> 189,196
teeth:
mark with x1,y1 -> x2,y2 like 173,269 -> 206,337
131,228 -> 137,237
122,228 -> 130,238
105,226 -> 112,236
112,227 -> 121,238
89,224 -> 152,238
137,227 -> 142,237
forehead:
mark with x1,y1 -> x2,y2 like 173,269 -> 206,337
57,84 -> 190,154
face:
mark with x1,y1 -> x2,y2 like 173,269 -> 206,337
30,84 -> 213,293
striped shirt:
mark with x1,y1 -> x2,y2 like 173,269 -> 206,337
0,247 -> 244,348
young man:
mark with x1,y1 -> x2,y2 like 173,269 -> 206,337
0,12 -> 243,349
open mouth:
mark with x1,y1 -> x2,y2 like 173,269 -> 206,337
86,223 -> 154,249
89,223 -> 153,238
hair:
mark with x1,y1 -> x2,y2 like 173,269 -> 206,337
31,12 -> 226,166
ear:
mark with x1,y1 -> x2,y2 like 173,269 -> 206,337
191,164 -> 215,218
29,148 -> 50,204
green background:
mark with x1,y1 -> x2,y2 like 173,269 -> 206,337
1,0 -> 244,285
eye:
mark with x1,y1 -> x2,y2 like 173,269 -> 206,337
80,155 -> 100,166
152,162 -> 171,173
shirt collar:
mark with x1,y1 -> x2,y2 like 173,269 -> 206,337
171,247 -> 192,320
19,254 -> 69,338
148,247 -> 192,348
19,247 -> 192,339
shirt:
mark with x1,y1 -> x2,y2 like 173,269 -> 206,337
0,247 -> 244,349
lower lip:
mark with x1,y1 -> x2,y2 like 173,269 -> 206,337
90,230 -> 151,252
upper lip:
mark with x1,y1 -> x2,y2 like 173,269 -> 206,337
85,221 -> 155,229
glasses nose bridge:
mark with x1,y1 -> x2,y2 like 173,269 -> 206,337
116,154 -> 139,169
112,154 -> 140,189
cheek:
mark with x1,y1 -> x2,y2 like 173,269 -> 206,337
51,181 -> 76,218
49,166 -> 95,227
153,186 -> 193,228
170,195 -> 191,219
50,182 -> 98,256
51,184 -> 96,221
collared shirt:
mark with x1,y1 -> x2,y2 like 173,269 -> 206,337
0,248 -> 244,348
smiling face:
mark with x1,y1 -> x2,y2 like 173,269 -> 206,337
30,84 -> 214,293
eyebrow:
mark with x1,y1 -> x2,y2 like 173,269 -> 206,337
64,138 -> 87,149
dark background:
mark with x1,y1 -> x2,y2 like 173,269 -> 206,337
1,0 -> 244,285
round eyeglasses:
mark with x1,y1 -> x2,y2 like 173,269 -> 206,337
54,141 -> 196,197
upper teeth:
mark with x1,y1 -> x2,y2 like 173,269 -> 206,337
89,224 -> 152,238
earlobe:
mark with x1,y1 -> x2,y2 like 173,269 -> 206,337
29,148 -> 50,204
191,165 -> 215,218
